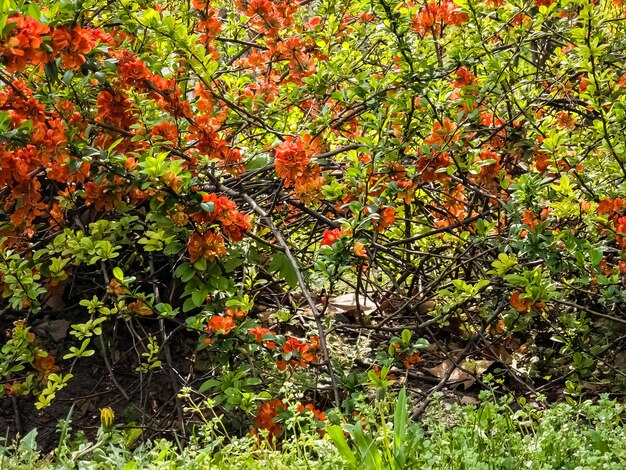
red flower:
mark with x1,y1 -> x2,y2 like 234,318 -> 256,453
598,198 -> 625,216
33,355 -> 60,380
0,15 -> 50,72
254,399 -> 286,436
297,403 -> 326,421
321,228 -> 345,246
412,1 -> 468,37
119,57 -> 152,84
510,291 -> 532,313
224,307 -> 247,320
95,90 -> 137,128
522,210 -> 538,231
424,118 -> 457,147
354,241 -> 367,257
205,315 -> 236,335
187,230 -> 227,263
84,176 -> 124,212
452,67 -> 476,88
151,122 -> 179,143
374,207 -> 396,232
284,337 -> 303,354
128,300 -> 153,316
191,193 -> 251,241
278,336 -> 321,371
274,137 -> 312,187
248,326 -> 275,342
249,325 -> 276,349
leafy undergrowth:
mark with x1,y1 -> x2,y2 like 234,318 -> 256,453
2,391 -> 626,469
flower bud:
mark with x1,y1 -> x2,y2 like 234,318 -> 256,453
100,407 -> 115,431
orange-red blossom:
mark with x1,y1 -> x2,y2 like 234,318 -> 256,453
510,291 -> 545,313
204,315 -> 236,343
276,336 -> 321,371
187,230 -> 227,263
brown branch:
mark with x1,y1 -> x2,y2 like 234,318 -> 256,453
410,306 -> 503,420
211,176 -> 342,408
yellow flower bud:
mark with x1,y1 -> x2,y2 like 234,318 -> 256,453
100,407 -> 115,431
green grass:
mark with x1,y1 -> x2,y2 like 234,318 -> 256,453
2,394 -> 625,469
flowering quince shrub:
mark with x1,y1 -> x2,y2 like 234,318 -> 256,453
2,0 -> 626,442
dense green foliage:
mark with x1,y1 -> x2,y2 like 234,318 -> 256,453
2,0 -> 626,463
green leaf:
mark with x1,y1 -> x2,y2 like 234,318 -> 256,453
191,289 -> 207,308
401,329 -> 411,345
113,267 -> 124,282
123,429 -> 143,449
589,248 -> 603,266
44,61 -> 58,83
327,425 -> 357,467
27,2 -> 42,21
223,257 -> 244,273
352,422 -> 382,470
198,379 -> 222,393
269,252 -> 298,288
200,202 -> 215,213
183,297 -> 197,313
393,388 -> 407,469
19,429 -> 38,453
194,257 -> 207,271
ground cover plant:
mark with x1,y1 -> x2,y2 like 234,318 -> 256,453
1,0 -> 626,465
2,391 -> 626,468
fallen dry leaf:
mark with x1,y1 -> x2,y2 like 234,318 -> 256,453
459,395 -> 480,405
328,292 -> 378,316
33,319 -> 71,342
425,358 -> 494,390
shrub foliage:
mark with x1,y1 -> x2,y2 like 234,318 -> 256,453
1,0 -> 626,441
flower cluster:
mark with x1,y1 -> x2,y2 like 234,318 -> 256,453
0,15 -> 106,72
187,112 -> 244,175
204,315 -> 236,343
248,327 -> 321,373
203,308 -> 252,343
191,193 -> 252,242
253,399 -> 287,437
274,136 -> 312,184
248,326 -> 277,349
112,50 -> 192,119
273,136 -> 324,201
193,2 -> 222,59
276,336 -> 321,371
252,399 -> 325,438
411,0 -> 469,36
371,207 -> 396,232
273,37 -> 318,85
95,89 -> 138,130
296,403 -> 326,422
84,175 -> 126,212
0,81 -> 89,232
321,228 -> 347,247
236,0 -> 300,38
598,198 -> 626,249
187,230 -> 227,263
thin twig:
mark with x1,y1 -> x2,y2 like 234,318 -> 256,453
213,177 -> 342,408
